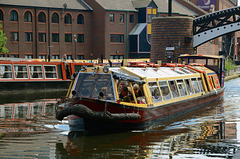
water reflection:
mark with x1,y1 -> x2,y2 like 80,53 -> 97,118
0,78 -> 240,158
0,90 -> 66,104
55,98 -> 239,158
0,99 -> 58,138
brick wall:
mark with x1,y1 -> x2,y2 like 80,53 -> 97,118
151,16 -> 194,63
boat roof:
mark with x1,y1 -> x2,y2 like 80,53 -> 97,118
110,66 -> 200,79
179,54 -> 224,59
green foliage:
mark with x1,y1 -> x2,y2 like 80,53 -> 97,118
225,57 -> 235,73
0,24 -> 9,54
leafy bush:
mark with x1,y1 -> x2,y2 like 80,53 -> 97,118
0,24 -> 8,54
225,57 -> 235,74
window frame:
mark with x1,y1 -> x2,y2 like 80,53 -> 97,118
38,11 -> 46,23
159,80 -> 171,101
0,64 -> 13,79
52,12 -> 59,23
176,79 -> 188,97
10,10 -> 18,21
44,65 -> 58,79
120,14 -> 124,23
110,34 -> 124,43
52,55 -> 60,59
77,34 -> 84,43
77,14 -> 84,24
24,11 -> 32,22
65,33 -> 72,43
13,64 -> 29,79
184,78 -> 195,95
148,81 -> 162,103
25,32 -> 33,42
129,14 -> 134,23
39,32 -> 46,42
64,13 -> 72,24
29,65 -> 43,79
109,13 -> 114,22
52,33 -> 59,42
77,55 -> 84,60
10,32 -> 19,41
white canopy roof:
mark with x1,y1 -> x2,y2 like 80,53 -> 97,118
110,67 -> 198,79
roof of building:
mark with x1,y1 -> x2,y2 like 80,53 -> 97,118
94,0 -> 136,11
155,0 -> 197,16
132,0 -> 152,8
95,0 -> 199,16
129,23 -> 147,35
0,0 -> 92,10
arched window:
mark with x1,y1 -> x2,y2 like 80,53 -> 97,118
24,11 -> 32,22
10,10 -> 18,21
64,13 -> 72,24
52,12 -> 59,23
38,12 -> 46,23
77,14 -> 84,24
0,10 -> 3,21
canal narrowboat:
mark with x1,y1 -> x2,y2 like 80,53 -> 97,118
0,58 -> 93,92
56,55 -> 225,132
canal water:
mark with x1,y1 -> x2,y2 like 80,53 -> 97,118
0,78 -> 240,159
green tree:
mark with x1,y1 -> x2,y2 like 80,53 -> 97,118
0,24 -> 8,54
225,57 -> 235,75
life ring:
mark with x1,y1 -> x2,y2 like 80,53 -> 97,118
153,64 -> 160,67
176,64 -> 185,67
136,63 -> 147,67
189,63 -> 204,66
166,63 -> 177,67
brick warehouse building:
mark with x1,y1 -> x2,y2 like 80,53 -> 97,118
0,0 -> 237,61
0,0 -> 93,60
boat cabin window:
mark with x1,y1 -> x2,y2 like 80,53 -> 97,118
0,65 -> 13,79
14,65 -> 28,79
185,79 -> 194,95
118,81 -> 131,102
176,79 -> 187,97
191,78 -> 200,94
197,77 -> 205,93
169,80 -> 180,98
159,81 -> 171,101
29,65 -> 43,79
74,73 -> 115,101
207,76 -> 214,90
212,75 -> 220,88
44,66 -> 57,79
148,82 -> 162,103
117,80 -> 146,104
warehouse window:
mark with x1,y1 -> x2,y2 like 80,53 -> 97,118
77,14 -> 84,24
24,11 -> 32,22
52,12 -> 59,23
38,12 -> 46,23
64,13 -> 72,24
110,34 -> 124,43
10,10 -> 18,21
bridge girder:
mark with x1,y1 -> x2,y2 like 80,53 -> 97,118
193,6 -> 240,48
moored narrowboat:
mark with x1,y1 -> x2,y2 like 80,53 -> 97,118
0,58 -> 93,92
56,55 -> 225,132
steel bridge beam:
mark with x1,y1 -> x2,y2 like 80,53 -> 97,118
193,6 -> 240,48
